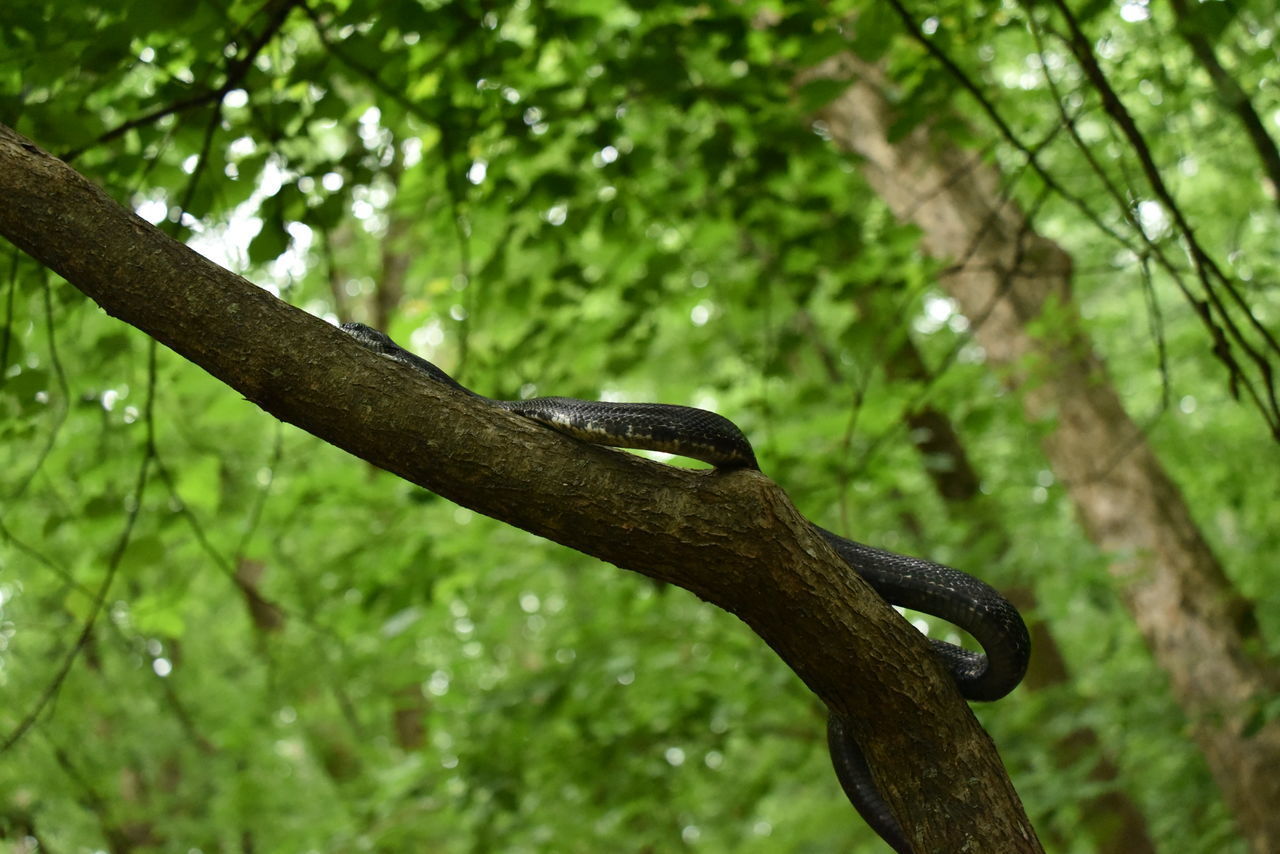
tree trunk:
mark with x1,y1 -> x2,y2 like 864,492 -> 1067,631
809,55 -> 1280,853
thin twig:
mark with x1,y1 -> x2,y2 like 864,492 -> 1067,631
1047,0 -> 1280,435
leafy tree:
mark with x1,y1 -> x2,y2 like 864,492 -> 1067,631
3,1 -> 1278,852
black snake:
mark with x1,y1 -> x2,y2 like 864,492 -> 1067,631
343,321 -> 1030,854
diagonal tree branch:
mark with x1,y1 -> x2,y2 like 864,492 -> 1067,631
0,123 -> 1040,853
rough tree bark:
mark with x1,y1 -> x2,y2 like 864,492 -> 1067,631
808,55 -> 1280,853
0,123 -> 1042,853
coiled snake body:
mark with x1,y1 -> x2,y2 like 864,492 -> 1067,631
343,322 -> 1030,854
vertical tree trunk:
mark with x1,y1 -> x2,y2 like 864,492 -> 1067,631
808,55 -> 1280,853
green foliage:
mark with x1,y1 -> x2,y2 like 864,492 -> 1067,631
2,0 -> 1277,852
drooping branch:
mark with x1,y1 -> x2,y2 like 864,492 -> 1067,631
0,123 -> 1040,853
1045,0 -> 1280,437
882,0 -> 1280,440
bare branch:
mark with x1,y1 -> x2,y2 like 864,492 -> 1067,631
1046,0 -> 1280,436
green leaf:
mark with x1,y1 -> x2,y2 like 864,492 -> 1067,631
248,214 -> 290,266
130,588 -> 188,637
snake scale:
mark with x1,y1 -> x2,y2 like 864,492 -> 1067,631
343,321 -> 1031,854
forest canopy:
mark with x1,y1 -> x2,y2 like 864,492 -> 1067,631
2,1 -> 1279,852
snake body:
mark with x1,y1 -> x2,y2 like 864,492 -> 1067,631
343,321 -> 1030,854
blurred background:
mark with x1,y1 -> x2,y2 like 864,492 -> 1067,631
2,1 -> 1278,851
